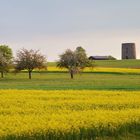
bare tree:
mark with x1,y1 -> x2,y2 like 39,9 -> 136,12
57,47 -> 93,79
15,48 -> 46,79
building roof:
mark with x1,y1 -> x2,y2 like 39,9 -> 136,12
89,56 -> 109,60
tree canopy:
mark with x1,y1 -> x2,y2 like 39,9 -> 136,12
57,47 -> 93,79
15,48 -> 46,79
0,45 -> 13,78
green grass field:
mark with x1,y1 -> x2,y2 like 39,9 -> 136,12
0,72 -> 140,90
48,59 -> 140,68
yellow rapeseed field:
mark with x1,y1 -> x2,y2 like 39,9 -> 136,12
0,90 -> 140,139
47,66 -> 140,74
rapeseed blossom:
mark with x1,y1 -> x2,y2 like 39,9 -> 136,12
0,90 -> 140,139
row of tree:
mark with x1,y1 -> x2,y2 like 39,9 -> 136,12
0,45 -> 93,79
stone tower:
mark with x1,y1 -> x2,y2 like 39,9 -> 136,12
122,43 -> 136,59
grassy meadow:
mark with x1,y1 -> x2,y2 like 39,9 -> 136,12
48,59 -> 140,68
0,72 -> 140,90
0,60 -> 140,139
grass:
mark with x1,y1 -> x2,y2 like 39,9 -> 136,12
48,59 -> 140,68
0,90 -> 140,140
0,72 -> 140,90
94,59 -> 140,68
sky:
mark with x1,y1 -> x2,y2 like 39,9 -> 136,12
0,0 -> 140,61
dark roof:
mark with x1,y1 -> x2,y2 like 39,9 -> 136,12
89,56 -> 109,60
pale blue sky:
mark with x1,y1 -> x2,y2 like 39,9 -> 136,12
0,0 -> 140,61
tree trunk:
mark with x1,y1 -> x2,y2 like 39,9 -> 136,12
29,71 -> 32,79
1,72 -> 4,78
70,70 -> 74,79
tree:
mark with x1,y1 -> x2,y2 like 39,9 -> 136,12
15,48 -> 46,79
0,45 -> 13,78
75,46 -> 91,70
57,47 -> 93,79
108,55 -> 117,60
57,49 -> 76,79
